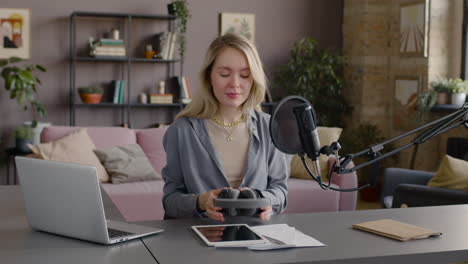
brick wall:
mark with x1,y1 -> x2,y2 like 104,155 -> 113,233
343,0 -> 465,172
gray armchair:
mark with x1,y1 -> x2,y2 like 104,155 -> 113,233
380,137 -> 468,208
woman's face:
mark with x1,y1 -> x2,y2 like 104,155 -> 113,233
210,47 -> 253,111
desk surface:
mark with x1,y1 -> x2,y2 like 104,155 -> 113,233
0,186 -> 156,264
139,204 -> 468,264
2,186 -> 468,264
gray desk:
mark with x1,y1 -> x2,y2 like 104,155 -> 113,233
0,186 -> 156,264
140,206 -> 468,264
2,186 -> 468,264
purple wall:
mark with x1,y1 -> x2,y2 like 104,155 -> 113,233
0,0 -> 342,142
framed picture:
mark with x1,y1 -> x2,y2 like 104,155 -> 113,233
220,13 -> 255,42
399,0 -> 429,57
393,76 -> 421,129
0,8 -> 31,59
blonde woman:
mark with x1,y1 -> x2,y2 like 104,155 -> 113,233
162,33 -> 288,222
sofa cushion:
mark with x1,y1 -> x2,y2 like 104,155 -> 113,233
29,128 -> 110,182
41,126 -> 137,149
290,127 -> 343,181
101,180 -> 165,221
427,155 -> 468,191
94,144 -> 162,184
136,127 -> 168,174
284,178 -> 340,213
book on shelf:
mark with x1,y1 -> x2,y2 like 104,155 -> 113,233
182,76 -> 191,98
118,80 -> 125,104
94,46 -> 126,52
149,94 -> 173,104
89,37 -> 126,57
112,80 -> 121,104
177,75 -> 191,104
154,32 -> 177,60
167,32 -> 177,60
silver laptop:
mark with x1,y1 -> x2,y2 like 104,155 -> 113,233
16,157 -> 164,244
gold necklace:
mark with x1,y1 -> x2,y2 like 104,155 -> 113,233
211,113 -> 246,142
222,126 -> 236,142
211,113 -> 246,128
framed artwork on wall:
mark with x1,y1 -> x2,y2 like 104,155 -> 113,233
393,76 -> 421,130
399,0 -> 429,57
220,13 -> 255,43
0,8 -> 31,59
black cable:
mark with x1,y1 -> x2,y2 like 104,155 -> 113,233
302,154 -> 370,192
140,238 -> 160,264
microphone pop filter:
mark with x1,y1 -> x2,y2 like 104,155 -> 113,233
269,96 -> 312,155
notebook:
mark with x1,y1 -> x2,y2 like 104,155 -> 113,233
16,157 -> 164,245
352,219 -> 442,242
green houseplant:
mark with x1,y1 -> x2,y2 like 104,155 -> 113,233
340,123 -> 399,201
78,86 -> 104,104
415,90 -> 437,121
446,78 -> 468,106
430,78 -> 449,105
0,56 -> 47,127
274,37 -> 350,127
167,0 -> 190,74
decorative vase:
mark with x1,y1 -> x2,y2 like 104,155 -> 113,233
436,92 -> 449,105
16,138 -> 33,153
451,93 -> 466,106
79,93 -> 103,104
23,121 -> 51,145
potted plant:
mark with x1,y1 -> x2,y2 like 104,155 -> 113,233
446,78 -> 467,106
0,56 -> 49,145
78,86 -> 104,104
167,0 -> 190,74
340,123 -> 399,202
430,79 -> 450,105
273,37 -> 350,127
415,90 -> 437,121
0,57 -> 47,127
14,125 -> 34,153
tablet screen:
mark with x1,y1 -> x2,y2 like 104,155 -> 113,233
192,224 -> 266,246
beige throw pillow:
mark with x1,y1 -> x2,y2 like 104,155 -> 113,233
290,126 -> 343,182
28,128 -> 110,183
427,155 -> 468,191
94,144 -> 162,184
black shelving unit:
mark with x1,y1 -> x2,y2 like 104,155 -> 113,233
69,11 -> 182,127
431,104 -> 465,113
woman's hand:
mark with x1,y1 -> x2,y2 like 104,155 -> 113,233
239,187 -> 273,221
198,188 -> 225,222
258,206 -> 273,221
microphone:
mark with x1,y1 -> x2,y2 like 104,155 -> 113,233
269,96 -> 362,192
293,103 -> 321,161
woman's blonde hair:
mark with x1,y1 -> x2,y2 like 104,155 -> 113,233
176,33 -> 267,119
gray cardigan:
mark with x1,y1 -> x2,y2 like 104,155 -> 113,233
161,111 -> 289,218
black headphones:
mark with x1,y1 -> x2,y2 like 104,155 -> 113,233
215,189 -> 270,217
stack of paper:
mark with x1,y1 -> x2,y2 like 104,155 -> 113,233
248,224 -> 326,250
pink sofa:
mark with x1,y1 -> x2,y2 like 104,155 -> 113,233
41,126 -> 357,222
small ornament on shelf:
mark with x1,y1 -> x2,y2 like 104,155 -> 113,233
158,81 -> 166,94
139,93 -> 148,104
145,44 -> 156,59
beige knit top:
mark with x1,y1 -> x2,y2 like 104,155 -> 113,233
205,119 -> 250,188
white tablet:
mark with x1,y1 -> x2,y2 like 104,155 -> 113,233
192,224 -> 267,247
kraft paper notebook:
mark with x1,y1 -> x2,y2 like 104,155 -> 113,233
352,219 -> 442,242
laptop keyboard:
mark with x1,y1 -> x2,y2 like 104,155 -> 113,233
107,228 -> 134,238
